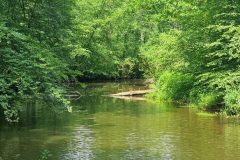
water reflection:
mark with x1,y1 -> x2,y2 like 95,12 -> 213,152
158,134 -> 175,160
0,82 -> 240,160
62,126 -> 94,160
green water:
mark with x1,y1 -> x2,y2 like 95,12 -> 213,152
1,82 -> 240,160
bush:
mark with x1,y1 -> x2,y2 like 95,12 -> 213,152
223,89 -> 240,115
151,71 -> 194,101
197,92 -> 221,110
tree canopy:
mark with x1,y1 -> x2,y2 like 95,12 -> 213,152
1,0 -> 240,121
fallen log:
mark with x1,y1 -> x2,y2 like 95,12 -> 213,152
144,78 -> 155,84
109,95 -> 146,101
64,91 -> 81,98
111,89 -> 154,96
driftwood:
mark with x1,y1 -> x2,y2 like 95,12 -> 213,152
109,95 -> 146,101
144,78 -> 155,84
64,91 -> 81,97
110,89 -> 154,97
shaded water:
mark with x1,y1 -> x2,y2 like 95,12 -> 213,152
1,81 -> 240,160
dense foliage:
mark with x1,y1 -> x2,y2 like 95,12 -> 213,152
140,0 -> 240,115
0,0 -> 240,121
0,0 -> 76,122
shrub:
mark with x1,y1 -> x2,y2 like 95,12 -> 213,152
152,71 -> 194,102
223,89 -> 240,115
197,92 -> 221,109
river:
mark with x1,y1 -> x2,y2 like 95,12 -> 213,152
0,81 -> 240,160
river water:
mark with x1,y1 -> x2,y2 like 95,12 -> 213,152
0,81 -> 240,160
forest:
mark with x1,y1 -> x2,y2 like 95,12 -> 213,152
0,0 -> 240,122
